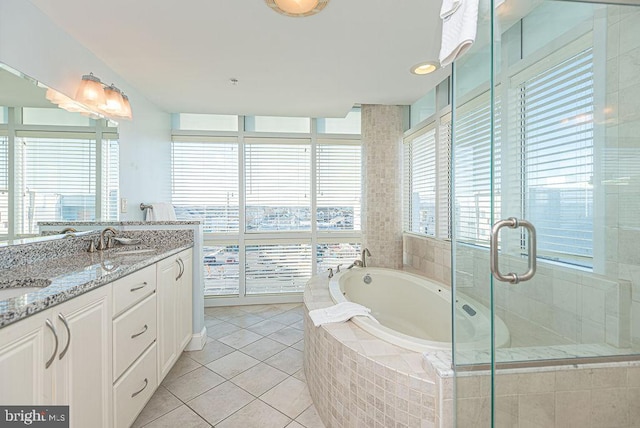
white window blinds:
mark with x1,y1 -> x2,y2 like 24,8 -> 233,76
245,243 -> 312,294
404,126 -> 437,236
245,138 -> 310,232
438,115 -> 452,238
316,140 -> 361,231
16,135 -> 96,234
0,137 -> 7,236
171,139 -> 239,233
515,48 -> 594,262
454,91 -> 501,246
102,139 -> 119,221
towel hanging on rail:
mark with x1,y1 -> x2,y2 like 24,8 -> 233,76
144,203 -> 177,221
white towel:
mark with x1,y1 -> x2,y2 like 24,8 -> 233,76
145,202 -> 177,221
439,0 -> 479,67
440,0 -> 462,20
308,302 -> 379,327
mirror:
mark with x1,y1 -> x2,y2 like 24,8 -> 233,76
0,62 -> 119,245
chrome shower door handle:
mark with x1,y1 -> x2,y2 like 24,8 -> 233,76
490,217 -> 537,284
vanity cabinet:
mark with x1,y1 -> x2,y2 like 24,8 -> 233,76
0,246 -> 194,428
157,248 -> 193,381
0,309 -> 54,405
0,285 -> 112,428
111,264 -> 158,428
53,285 -> 112,428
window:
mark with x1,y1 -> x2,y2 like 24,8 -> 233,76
0,136 -> 7,237
245,243 -> 312,295
16,135 -> 97,234
175,114 -> 238,132
102,139 -> 120,221
514,48 -> 594,264
0,112 -> 119,239
245,138 -> 311,232
317,108 -> 362,134
403,114 -> 451,239
454,91 -> 501,247
404,126 -> 437,236
317,140 -> 361,231
171,139 -> 239,233
438,115 -> 452,238
172,116 -> 362,299
245,116 -> 311,133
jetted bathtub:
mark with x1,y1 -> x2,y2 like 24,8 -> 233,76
328,267 -> 510,352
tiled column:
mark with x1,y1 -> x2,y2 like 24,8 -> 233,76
361,104 -> 404,269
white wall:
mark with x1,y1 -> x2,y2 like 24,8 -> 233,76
0,0 -> 171,220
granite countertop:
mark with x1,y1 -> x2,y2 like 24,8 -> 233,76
0,240 -> 192,329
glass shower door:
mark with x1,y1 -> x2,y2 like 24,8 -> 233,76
452,0 -> 640,426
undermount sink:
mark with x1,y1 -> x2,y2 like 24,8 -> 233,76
0,278 -> 52,299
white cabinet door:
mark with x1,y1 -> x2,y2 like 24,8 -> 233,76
54,285 -> 112,428
0,309 -> 55,405
156,255 -> 178,381
177,249 -> 193,351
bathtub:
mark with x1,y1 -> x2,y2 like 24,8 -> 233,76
328,267 -> 510,352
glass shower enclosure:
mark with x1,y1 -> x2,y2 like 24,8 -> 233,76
451,0 -> 640,425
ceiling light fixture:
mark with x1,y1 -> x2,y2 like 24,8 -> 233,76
265,0 -> 329,17
48,72 -> 133,120
410,61 -> 439,75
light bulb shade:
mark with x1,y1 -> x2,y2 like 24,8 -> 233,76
266,0 -> 328,17
75,73 -> 106,107
103,85 -> 125,115
119,94 -> 133,120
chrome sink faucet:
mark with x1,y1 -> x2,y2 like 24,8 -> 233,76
97,227 -> 117,250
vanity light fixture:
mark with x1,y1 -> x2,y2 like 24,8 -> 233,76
265,0 -> 329,17
410,61 -> 439,75
67,72 -> 133,120
75,73 -> 107,106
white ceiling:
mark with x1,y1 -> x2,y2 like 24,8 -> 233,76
28,0 -> 449,118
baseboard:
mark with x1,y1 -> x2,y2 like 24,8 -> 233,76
184,325 -> 207,351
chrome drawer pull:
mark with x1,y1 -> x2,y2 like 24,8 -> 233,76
45,319 -> 58,369
131,324 -> 148,339
130,282 -> 147,292
131,378 -> 148,398
58,313 -> 71,360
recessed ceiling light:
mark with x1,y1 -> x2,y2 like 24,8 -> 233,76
265,0 -> 330,17
410,62 -> 438,75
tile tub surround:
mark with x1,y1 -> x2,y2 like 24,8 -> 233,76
403,234 -> 452,287
0,229 -> 193,328
304,274 -> 640,427
304,276 -> 441,427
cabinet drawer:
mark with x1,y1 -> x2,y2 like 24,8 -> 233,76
112,265 -> 156,317
113,293 -> 157,381
113,342 -> 157,428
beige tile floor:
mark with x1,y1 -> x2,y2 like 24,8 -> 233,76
132,303 -> 326,428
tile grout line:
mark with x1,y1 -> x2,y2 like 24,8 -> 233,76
139,304 -> 313,428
